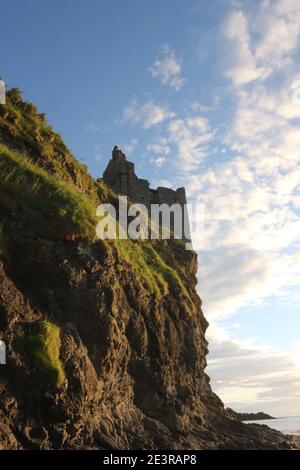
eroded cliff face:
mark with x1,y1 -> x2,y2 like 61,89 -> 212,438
0,89 -> 294,450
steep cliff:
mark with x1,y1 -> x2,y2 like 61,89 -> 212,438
0,89 -> 294,450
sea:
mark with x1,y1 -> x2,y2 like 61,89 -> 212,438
244,416 -> 300,435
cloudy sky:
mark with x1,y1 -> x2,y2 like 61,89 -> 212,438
1,0 -> 300,416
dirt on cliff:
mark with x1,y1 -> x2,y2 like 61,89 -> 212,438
0,89 -> 295,450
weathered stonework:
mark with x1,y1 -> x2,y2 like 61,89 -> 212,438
103,146 -> 187,211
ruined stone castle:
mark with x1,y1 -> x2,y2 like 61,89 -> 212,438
103,146 -> 187,211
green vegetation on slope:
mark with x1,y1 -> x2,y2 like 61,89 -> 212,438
27,320 -> 65,386
114,238 -> 191,302
0,86 -> 193,309
142,242 -> 191,300
0,88 -> 96,199
114,238 -> 168,297
0,143 -> 97,238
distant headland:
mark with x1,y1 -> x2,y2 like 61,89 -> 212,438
226,408 -> 275,421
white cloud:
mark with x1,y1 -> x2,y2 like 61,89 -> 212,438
198,243 -> 300,320
122,138 -> 138,156
255,0 -> 300,70
149,45 -> 186,91
207,323 -> 300,416
146,137 -> 171,156
123,101 -> 214,172
121,98 -> 175,129
223,10 -> 271,85
223,1 -> 300,86
185,93 -> 300,318
255,18 -> 298,68
150,156 -> 167,168
198,246 -> 271,319
234,82 -> 300,122
167,116 -> 214,171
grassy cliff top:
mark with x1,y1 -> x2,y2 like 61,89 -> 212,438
0,88 -> 195,308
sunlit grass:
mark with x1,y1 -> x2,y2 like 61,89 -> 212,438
27,320 -> 65,386
0,144 -> 97,238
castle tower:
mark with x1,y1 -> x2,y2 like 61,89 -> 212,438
102,146 -> 190,240
103,146 -> 151,208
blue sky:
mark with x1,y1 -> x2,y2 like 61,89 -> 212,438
1,0 -> 300,415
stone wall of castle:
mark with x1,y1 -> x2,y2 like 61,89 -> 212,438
103,146 -> 187,210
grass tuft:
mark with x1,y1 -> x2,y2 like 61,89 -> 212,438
114,237 -> 191,304
27,320 -> 65,386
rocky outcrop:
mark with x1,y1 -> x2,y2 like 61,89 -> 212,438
0,238 -> 293,450
0,88 -> 295,450
226,408 -> 275,421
